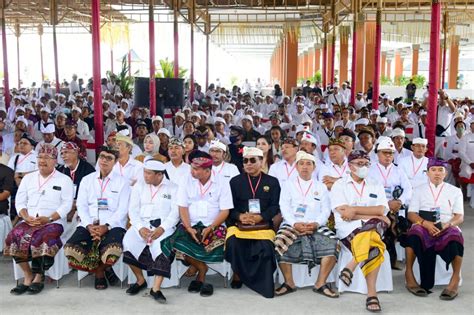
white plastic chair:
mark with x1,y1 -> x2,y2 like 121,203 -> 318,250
0,214 -> 12,252
127,260 -> 180,288
276,263 -> 338,288
336,245 -> 393,294
413,255 -> 463,287
77,254 -> 128,288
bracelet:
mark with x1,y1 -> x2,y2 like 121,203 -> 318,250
420,219 -> 425,227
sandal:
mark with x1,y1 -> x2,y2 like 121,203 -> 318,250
275,283 -> 297,296
366,296 -> 382,313
188,280 -> 203,293
339,268 -> 353,287
406,285 -> 428,297
200,283 -> 214,297
105,268 -> 119,286
10,284 -> 30,295
95,277 -> 108,290
439,289 -> 458,301
27,282 -> 44,295
313,283 -> 339,298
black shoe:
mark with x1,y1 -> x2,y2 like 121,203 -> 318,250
27,282 -> 44,295
188,280 -> 203,293
10,284 -> 30,295
150,289 -> 167,304
231,279 -> 243,289
126,282 -> 147,295
200,283 -> 214,297
105,268 -> 119,286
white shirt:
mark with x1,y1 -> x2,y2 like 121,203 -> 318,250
319,159 -> 350,183
443,134 -> 462,161
77,171 -> 131,228
212,162 -> 240,183
269,159 -> 298,184
8,150 -> 38,173
128,179 -> 179,232
165,161 -> 191,186
437,105 -> 454,136
330,176 -> 389,239
280,176 -> 331,227
394,147 -> 412,165
16,170 -> 73,226
458,132 -> 474,178
368,162 -> 412,205
408,181 -> 463,223
112,157 -> 144,186
176,173 -> 234,226
398,155 -> 429,189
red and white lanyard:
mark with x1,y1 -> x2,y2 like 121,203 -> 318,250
17,152 -> 32,165
411,156 -> 424,177
333,163 -> 347,178
351,181 -> 366,200
285,162 -> 296,179
149,184 -> 163,202
376,164 -> 392,187
212,162 -> 225,177
38,170 -> 56,192
247,174 -> 262,199
429,183 -> 445,207
296,177 -> 313,203
199,180 -> 213,199
98,177 -> 111,198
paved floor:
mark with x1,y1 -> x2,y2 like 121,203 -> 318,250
1,208 -> 472,315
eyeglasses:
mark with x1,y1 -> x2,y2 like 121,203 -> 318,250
98,154 -> 115,162
18,141 -> 31,146
350,161 -> 370,167
379,150 -> 394,156
194,132 -> 208,138
243,157 -> 258,164
282,138 -> 299,146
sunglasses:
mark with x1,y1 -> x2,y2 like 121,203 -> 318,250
243,157 -> 258,164
98,154 -> 115,162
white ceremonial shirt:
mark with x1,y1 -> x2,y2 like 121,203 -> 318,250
394,147 -> 412,165
318,159 -> 350,183
398,155 -> 428,189
458,132 -> 474,179
212,162 -> 240,183
16,170 -> 73,226
280,176 -> 331,227
176,172 -> 234,226
77,171 -> 131,228
408,181 -> 463,223
368,162 -> 412,205
330,176 -> 389,239
112,157 -> 144,186
269,159 -> 298,184
8,150 -> 38,173
123,179 -> 180,260
165,160 -> 191,186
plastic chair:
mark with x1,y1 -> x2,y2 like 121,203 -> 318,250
412,255 -> 463,287
77,254 -> 128,288
0,214 -> 12,252
276,263 -> 338,288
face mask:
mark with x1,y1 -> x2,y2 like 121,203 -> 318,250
319,119 -> 325,126
62,108 -> 71,115
356,166 -> 369,179
229,135 -> 239,144
456,127 -> 465,134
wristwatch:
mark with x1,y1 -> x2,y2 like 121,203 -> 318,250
48,217 -> 54,223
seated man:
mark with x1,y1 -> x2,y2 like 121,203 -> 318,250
330,150 -> 390,313
276,151 -> 338,298
4,144 -> 73,295
162,151 -> 233,297
404,158 -> 464,300
122,159 -> 179,303
64,146 -> 131,290
225,147 -> 280,298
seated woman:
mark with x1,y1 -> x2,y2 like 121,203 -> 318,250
5,144 -> 73,295
225,147 -> 280,298
256,135 -> 277,174
122,159 -> 180,303
135,133 -> 168,163
275,151 -> 339,298
404,158 -> 464,300
330,150 -> 390,313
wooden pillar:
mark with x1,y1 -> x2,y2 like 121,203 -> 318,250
386,59 -> 392,79
326,34 -> 334,85
394,51 -> 404,85
412,44 -> 420,76
381,52 -> 387,77
355,14 -> 365,93
314,44 -> 321,73
339,29 -> 349,83
364,21 -> 376,91
308,48 -> 314,79
303,51 -> 309,79
284,31 -> 298,95
448,35 -> 460,89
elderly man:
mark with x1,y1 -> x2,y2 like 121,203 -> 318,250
330,150 -> 390,312
64,119 -> 87,159
225,147 -> 280,298
64,146 -> 131,290
399,138 -> 429,189
113,134 -> 144,186
209,140 -> 239,182
35,123 -> 64,165
368,137 -> 412,269
57,142 -> 95,222
123,159 -> 179,303
269,138 -> 299,184
162,151 -> 233,297
404,158 -> 464,300
5,144 -> 73,295
276,151 -> 338,298
319,138 -> 349,190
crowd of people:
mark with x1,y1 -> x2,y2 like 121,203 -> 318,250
0,75 -> 471,312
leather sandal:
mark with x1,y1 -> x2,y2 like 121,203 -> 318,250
10,284 -> 30,295
275,283 -> 297,296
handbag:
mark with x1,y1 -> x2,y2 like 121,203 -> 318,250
236,221 -> 270,231
419,210 -> 443,230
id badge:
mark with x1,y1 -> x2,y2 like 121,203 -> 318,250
248,199 -> 261,214
97,198 -> 109,212
197,200 -> 208,217
295,204 -> 307,218
73,185 -> 77,198
384,187 -> 392,199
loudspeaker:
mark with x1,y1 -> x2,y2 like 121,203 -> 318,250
134,77 -> 184,117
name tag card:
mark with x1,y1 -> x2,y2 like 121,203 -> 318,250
295,204 -> 307,218
248,199 -> 261,214
97,198 -> 109,212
